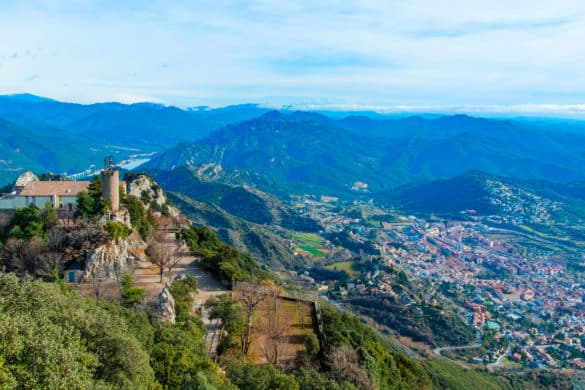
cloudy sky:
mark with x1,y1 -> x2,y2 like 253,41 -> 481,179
1,1 -> 584,115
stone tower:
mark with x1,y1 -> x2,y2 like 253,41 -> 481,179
102,156 -> 120,212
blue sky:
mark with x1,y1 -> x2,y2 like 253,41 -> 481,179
1,1 -> 585,116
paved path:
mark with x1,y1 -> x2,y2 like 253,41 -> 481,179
132,231 -> 230,357
432,344 -> 481,369
187,264 -> 229,358
170,255 -> 228,358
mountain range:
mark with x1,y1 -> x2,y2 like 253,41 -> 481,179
4,93 -> 585,200
0,94 -> 269,184
146,110 -> 585,194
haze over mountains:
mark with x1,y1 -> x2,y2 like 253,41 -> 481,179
146,110 -> 585,194
2,93 -> 585,195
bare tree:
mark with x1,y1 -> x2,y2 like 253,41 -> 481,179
146,231 -> 182,282
90,266 -> 108,300
0,213 -> 11,236
329,345 -> 373,389
2,237 -> 47,276
237,283 -> 269,358
259,286 -> 290,365
47,228 -> 66,251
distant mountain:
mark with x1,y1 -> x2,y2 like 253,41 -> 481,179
168,192 -> 301,270
380,172 -> 499,215
146,111 -> 585,194
0,117 -> 109,185
1,93 -> 56,103
145,111 -> 393,193
337,114 -> 515,139
4,94 -> 585,192
0,94 -> 271,184
0,94 -> 269,148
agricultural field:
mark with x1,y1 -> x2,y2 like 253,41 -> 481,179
291,232 -> 329,258
325,261 -> 360,277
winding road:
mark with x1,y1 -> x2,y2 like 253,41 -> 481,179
431,331 -> 483,369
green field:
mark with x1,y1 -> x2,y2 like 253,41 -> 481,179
299,245 -> 325,257
292,232 -> 323,246
292,232 -> 328,258
325,261 -> 360,277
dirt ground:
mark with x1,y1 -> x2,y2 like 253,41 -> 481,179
242,296 -> 317,367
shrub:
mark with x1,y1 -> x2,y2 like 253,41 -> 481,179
169,275 -> 199,322
120,274 -> 145,307
104,221 -> 132,241
122,195 -> 155,239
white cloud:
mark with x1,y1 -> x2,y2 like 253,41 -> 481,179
0,0 -> 584,114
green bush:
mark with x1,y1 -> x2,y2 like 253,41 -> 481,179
0,272 -> 235,389
8,203 -> 57,240
120,273 -> 144,307
122,195 -> 155,239
225,358 -> 299,390
169,275 -> 198,323
75,176 -> 110,219
104,221 -> 132,241
0,272 -> 155,388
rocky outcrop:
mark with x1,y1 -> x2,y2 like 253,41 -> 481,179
14,171 -> 39,190
152,282 -> 176,324
194,163 -> 223,181
82,237 -> 145,281
126,174 -> 180,217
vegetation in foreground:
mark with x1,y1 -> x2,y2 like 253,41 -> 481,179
0,273 -> 231,389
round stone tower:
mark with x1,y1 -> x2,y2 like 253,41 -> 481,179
102,168 -> 120,212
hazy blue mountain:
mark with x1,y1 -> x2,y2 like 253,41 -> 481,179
378,171 -> 501,215
0,93 -> 57,103
0,118 -> 108,185
337,114 -> 517,139
146,111 -> 585,194
4,94 -> 585,193
145,111 -> 394,193
0,94 -> 269,148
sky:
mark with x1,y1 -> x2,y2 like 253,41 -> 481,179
1,0 -> 585,116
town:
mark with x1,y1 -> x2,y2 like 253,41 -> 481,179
285,194 -> 585,373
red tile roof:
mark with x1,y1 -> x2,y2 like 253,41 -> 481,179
18,181 -> 90,197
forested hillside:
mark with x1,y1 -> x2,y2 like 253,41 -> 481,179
146,111 -> 585,195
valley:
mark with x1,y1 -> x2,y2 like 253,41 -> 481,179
2,94 -> 585,388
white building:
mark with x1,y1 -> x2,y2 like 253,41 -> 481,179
0,172 -> 89,213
